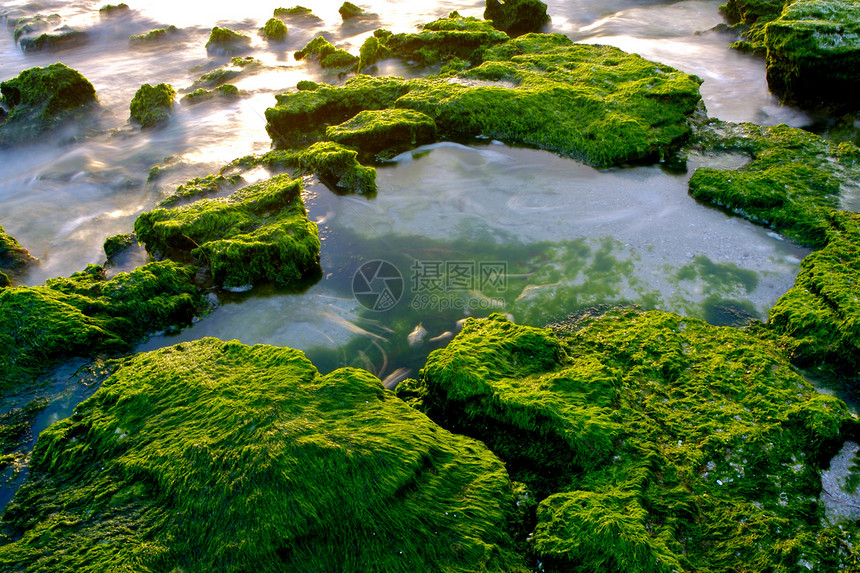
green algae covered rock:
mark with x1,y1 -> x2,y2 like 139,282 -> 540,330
485,0 -> 550,36
268,32 -> 702,168
295,36 -> 359,68
339,1 -> 368,20
0,63 -> 97,144
129,25 -> 179,44
274,6 -> 318,19
10,14 -> 62,42
134,174 -> 321,289
689,121 -> 859,247
326,108 -> 437,154
0,227 -> 37,283
0,338 -> 528,572
379,14 -> 510,66
0,262 -> 201,391
18,26 -> 88,53
102,233 -> 134,260
399,312 -> 860,571
98,3 -> 129,15
261,17 -> 287,41
129,83 -> 175,128
205,26 -> 251,54
769,210 -> 860,371
181,84 -> 240,105
763,0 -> 860,108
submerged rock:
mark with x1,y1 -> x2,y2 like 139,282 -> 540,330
484,0 -> 550,36
339,1 -> 370,20
764,0 -> 860,109
98,3 -> 130,15
18,25 -> 88,53
181,84 -> 240,105
102,233 -> 135,261
189,57 -> 262,90
134,174 -> 322,289
268,28 -> 702,169
0,338 -> 528,572
273,6 -> 321,22
295,36 -> 359,68
129,83 -> 175,128
0,262 -> 202,391
0,63 -> 97,144
398,311 -> 860,571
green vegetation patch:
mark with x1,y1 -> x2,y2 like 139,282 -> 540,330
134,174 -> 321,289
689,121 -> 860,247
205,26 -> 251,54
0,338 -> 528,572
295,36 -> 359,68
18,26 -> 88,53
98,3 -> 130,14
399,311 -> 860,571
485,0 -> 550,36
189,57 -> 261,90
764,0 -> 860,109
181,84 -> 240,105
769,210 -> 860,371
0,227 -> 37,283
339,1 -> 369,20
129,26 -> 179,44
0,262 -> 201,391
261,17 -> 287,41
0,63 -> 97,144
326,108 -> 437,154
273,6 -> 321,21
129,83 -> 175,128
11,14 -> 61,42
269,31 -> 702,168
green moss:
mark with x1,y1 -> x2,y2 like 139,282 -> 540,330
485,0 -> 551,36
763,0 -> 860,109
269,33 -> 702,168
294,36 -> 359,69
273,6 -> 320,20
769,210 -> 860,371
400,311 -> 859,571
326,108 -> 436,154
103,233 -> 134,260
0,338 -> 528,572
339,1 -> 368,20
0,226 -> 37,282
18,26 -> 88,53
261,17 -> 287,41
11,14 -> 61,42
129,83 -> 175,128
134,174 -> 321,289
98,3 -> 129,14
689,121 -> 859,247
190,57 -> 261,90
720,0 -> 789,52
129,26 -> 178,44
181,84 -> 240,105
0,63 -> 97,143
158,173 -> 243,207
205,26 -> 251,54
0,262 -> 202,391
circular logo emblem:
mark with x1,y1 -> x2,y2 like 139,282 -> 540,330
352,260 -> 404,311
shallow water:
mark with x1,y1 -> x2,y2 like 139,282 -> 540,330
0,0 -> 830,509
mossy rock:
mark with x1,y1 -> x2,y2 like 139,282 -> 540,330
339,1 -> 368,20
11,14 -> 61,42
0,63 -> 97,144
689,121 -> 859,247
763,0 -> 860,109
269,32 -> 702,168
326,108 -> 437,155
294,36 -> 359,68
379,15 -> 510,67
719,0 -> 790,52
103,233 -> 135,260
400,311 -> 860,571
273,6 -> 321,21
18,26 -> 88,52
157,173 -> 243,207
769,210 -> 860,371
189,57 -> 261,90
129,83 -> 175,128
129,25 -> 179,44
484,0 -> 550,36
0,262 -> 201,391
0,338 -> 528,572
181,84 -> 240,105
205,26 -> 251,54
134,174 -> 321,289
261,17 -> 287,41
98,3 -> 130,15
0,226 -> 37,281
